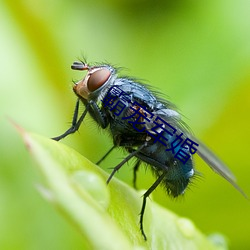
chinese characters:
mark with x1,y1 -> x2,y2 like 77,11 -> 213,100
102,86 -> 199,164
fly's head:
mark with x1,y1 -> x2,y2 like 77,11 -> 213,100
72,61 -> 116,100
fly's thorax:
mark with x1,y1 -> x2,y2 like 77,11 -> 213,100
73,64 -> 117,101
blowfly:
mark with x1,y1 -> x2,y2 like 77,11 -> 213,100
52,60 -> 246,240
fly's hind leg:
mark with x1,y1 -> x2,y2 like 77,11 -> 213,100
140,172 -> 166,240
133,160 -> 141,189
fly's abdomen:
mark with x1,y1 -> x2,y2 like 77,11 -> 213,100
137,130 -> 194,197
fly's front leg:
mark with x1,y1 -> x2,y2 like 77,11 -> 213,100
89,100 -> 108,129
52,99 -> 108,141
52,99 -> 88,141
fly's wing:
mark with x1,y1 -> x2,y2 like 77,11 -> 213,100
147,108 -> 247,198
189,135 -> 248,199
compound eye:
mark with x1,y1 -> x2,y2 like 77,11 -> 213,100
87,68 -> 111,92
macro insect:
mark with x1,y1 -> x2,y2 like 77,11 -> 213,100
52,60 -> 245,240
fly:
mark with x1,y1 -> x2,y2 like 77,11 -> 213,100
52,60 -> 246,240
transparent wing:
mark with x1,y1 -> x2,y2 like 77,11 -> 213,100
145,108 -> 247,198
189,135 -> 248,199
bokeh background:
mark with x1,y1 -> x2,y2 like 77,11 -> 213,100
1,0 -> 250,249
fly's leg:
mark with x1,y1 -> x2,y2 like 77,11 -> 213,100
140,173 -> 166,240
96,145 -> 116,165
52,99 -> 108,141
89,100 -> 107,129
107,143 -> 146,184
133,160 -> 141,189
52,99 -> 88,141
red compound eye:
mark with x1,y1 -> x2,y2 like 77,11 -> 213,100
87,68 -> 111,92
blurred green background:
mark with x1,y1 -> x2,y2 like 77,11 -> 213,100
0,0 -> 250,249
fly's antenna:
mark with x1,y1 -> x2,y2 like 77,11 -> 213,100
71,61 -> 89,71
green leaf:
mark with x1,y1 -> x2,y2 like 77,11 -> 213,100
19,128 -> 227,250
